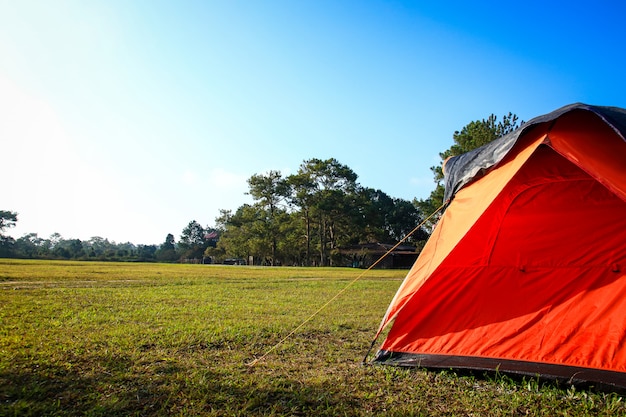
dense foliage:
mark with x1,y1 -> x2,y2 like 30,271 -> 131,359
0,210 -> 18,258
10,233 -> 159,262
209,158 -> 428,266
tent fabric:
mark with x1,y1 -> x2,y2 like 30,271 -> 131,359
443,103 -> 626,202
373,103 -> 626,389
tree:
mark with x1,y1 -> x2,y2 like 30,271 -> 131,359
84,236 -> 111,258
276,212 -> 306,266
291,158 -> 359,266
137,244 -> 157,261
156,233 -> 178,262
52,238 -> 85,259
357,188 -> 395,242
386,198 -> 429,244
417,112 -> 522,225
0,210 -> 17,231
14,233 -> 45,258
0,210 -> 18,257
247,171 -> 289,216
205,210 -> 231,263
215,206 -> 267,263
179,221 -> 208,260
358,188 -> 427,245
286,172 -> 317,266
247,171 -> 290,265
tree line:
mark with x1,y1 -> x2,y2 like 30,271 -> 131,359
0,218 -> 220,263
209,158 -> 430,266
0,157 -> 429,267
1,113 -> 521,266
0,228 -> 158,262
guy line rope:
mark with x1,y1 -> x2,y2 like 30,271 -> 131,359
247,200 -> 449,367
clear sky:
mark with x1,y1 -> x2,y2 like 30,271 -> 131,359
3,0 -> 626,245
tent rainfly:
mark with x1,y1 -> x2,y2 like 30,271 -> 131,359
372,103 -> 626,390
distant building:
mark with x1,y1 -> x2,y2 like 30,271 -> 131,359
339,242 -> 418,269
223,258 -> 247,265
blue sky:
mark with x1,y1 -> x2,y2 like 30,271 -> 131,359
3,0 -> 626,245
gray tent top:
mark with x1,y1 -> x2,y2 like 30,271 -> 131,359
443,103 -> 626,203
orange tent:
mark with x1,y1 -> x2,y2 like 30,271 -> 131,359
373,103 -> 626,390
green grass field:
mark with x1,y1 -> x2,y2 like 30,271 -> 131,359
1,259 -> 625,416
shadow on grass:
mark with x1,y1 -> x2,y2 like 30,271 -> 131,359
0,353 -> 362,416
1,353 -> 175,416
